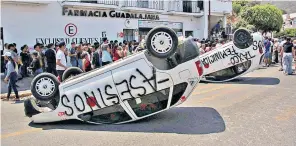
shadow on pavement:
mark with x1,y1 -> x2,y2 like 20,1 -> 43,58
225,77 -> 280,85
29,107 -> 225,135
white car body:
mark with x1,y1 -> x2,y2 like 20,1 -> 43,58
200,32 -> 264,82
31,50 -> 203,124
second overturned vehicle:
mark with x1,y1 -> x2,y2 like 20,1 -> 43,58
200,29 -> 264,82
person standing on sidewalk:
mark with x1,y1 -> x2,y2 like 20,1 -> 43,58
69,42 -> 78,67
45,43 -> 58,76
29,52 -> 43,76
2,52 -> 20,101
281,37 -> 295,75
56,42 -> 68,79
279,37 -> 287,71
19,45 -> 31,77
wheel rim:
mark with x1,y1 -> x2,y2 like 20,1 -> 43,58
151,31 -> 173,54
35,77 -> 56,96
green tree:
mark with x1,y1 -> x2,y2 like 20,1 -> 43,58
241,4 -> 283,33
274,28 -> 296,37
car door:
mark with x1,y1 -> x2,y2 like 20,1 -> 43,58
200,46 -> 229,75
59,71 -> 135,124
111,58 -> 174,120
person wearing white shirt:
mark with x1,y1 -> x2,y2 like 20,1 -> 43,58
278,37 -> 287,71
56,42 -> 68,78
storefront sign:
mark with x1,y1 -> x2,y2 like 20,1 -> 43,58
62,7 -> 160,20
36,37 -> 100,45
36,23 -> 102,45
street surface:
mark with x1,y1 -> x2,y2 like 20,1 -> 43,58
1,64 -> 296,146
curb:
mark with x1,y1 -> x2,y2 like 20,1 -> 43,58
1,90 -> 32,99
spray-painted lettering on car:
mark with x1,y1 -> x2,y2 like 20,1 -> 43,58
60,68 -> 157,116
201,40 -> 261,67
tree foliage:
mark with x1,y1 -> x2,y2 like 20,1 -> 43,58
274,28 -> 296,38
241,4 -> 283,33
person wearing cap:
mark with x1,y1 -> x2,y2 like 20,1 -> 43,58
2,52 -> 20,101
56,42 -> 68,79
69,42 -> 78,67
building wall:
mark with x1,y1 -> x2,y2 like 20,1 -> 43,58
1,1 -> 206,49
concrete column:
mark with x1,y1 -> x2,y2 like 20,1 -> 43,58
223,14 -> 227,31
203,0 -> 209,39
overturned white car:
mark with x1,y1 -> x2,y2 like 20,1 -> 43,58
24,27 -> 260,124
24,26 -> 204,124
200,30 -> 264,82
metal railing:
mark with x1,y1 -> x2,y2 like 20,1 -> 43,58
168,0 -> 203,13
67,0 -> 119,5
123,0 -> 164,10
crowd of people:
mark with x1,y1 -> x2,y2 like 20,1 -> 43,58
262,36 -> 296,75
195,38 -> 229,55
1,38 -> 145,101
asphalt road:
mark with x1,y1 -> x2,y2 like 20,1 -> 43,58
1,64 -> 296,146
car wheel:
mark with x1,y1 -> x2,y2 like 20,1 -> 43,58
233,28 -> 253,49
31,73 -> 59,101
62,67 -> 83,82
24,98 -> 41,117
146,26 -> 178,58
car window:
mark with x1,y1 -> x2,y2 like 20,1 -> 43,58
204,60 -> 251,81
78,103 -> 132,124
127,88 -> 170,117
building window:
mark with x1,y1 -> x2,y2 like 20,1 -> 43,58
183,1 -> 192,13
123,29 -> 136,42
137,0 -> 149,8
185,31 -> 193,37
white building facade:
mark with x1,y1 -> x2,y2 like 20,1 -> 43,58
1,0 -> 232,49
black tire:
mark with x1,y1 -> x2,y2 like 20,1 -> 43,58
146,26 -> 178,58
24,98 -> 41,117
62,67 -> 83,82
233,28 -> 253,49
31,73 -> 59,101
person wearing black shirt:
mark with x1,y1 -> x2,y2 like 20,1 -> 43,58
281,38 -> 295,75
20,45 -> 31,77
29,52 -> 43,76
45,43 -> 58,76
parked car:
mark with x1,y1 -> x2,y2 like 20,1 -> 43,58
200,29 -> 264,82
24,26 -> 203,124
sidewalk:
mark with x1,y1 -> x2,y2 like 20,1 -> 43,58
1,73 -> 33,99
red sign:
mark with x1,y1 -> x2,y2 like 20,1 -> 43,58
64,23 -> 77,37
